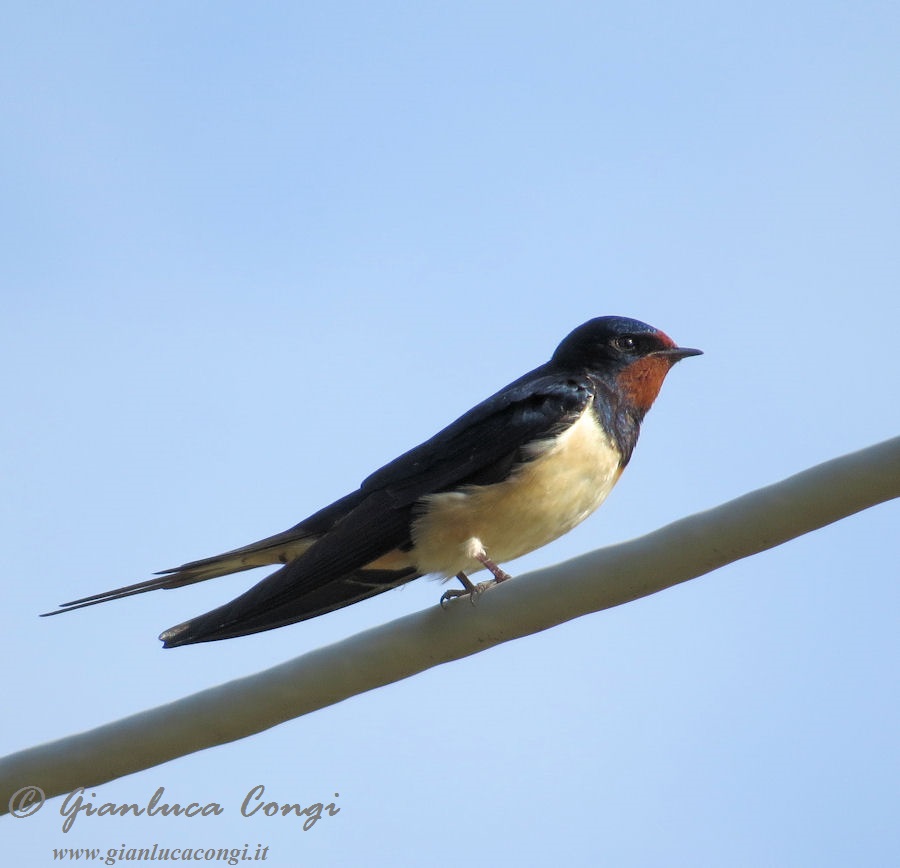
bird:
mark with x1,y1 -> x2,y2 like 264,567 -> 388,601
43,316 -> 701,647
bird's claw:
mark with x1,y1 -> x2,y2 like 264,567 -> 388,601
439,588 -> 462,608
439,580 -> 495,609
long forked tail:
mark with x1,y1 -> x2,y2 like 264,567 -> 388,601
41,491 -> 371,618
39,527 -> 319,617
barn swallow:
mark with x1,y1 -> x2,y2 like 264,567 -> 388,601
43,316 -> 701,647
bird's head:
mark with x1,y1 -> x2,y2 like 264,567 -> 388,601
551,316 -> 702,412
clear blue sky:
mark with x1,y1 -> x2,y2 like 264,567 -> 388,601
3,3 -> 898,866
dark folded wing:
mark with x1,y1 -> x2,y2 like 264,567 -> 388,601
160,373 -> 594,645
160,490 -> 418,645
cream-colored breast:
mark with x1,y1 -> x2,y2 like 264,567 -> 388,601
409,405 -> 623,577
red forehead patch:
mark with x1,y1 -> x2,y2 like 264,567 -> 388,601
655,329 -> 677,349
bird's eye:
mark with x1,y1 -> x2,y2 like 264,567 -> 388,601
612,336 -> 637,352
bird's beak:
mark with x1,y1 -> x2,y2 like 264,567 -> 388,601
656,346 -> 703,362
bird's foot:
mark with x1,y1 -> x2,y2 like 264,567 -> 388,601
439,567 -> 509,608
440,584 -> 493,607
441,572 -> 480,607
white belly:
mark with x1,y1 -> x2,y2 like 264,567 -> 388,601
409,406 -> 623,577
